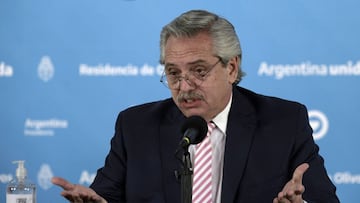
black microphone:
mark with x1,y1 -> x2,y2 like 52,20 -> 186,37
179,115 -> 208,148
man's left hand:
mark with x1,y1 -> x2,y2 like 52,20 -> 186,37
273,163 -> 309,203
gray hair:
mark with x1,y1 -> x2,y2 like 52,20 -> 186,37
160,10 -> 245,84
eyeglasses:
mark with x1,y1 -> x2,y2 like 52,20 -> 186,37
160,58 -> 222,90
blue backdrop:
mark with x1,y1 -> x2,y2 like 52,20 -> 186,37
1,0 -> 359,202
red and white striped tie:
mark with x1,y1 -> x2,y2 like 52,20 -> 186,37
192,122 -> 215,203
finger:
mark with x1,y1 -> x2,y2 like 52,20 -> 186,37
79,193 -> 102,202
62,190 -> 84,202
283,182 -> 306,201
69,185 -> 102,202
276,191 -> 286,201
278,190 -> 297,203
293,184 -> 305,195
51,176 -> 76,190
292,163 -> 309,184
273,196 -> 290,203
61,191 -> 76,202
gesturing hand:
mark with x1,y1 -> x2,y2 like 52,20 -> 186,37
52,176 -> 107,203
273,163 -> 309,203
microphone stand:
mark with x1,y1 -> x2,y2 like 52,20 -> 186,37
180,147 -> 193,203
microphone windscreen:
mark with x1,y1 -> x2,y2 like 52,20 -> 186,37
181,115 -> 208,144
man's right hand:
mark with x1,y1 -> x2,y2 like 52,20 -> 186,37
51,176 -> 107,203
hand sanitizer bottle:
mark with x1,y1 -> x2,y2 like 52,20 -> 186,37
6,160 -> 36,203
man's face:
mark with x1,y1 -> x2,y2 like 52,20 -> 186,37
163,32 -> 238,121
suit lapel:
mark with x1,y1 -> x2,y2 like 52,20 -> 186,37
159,107 -> 186,203
221,87 -> 257,203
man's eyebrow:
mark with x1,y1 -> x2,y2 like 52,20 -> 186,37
164,63 -> 176,70
164,59 -> 209,70
188,59 -> 208,66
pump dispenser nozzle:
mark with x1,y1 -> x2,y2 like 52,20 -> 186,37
7,160 -> 36,202
12,160 -> 27,179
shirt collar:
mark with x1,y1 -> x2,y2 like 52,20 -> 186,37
212,93 -> 232,135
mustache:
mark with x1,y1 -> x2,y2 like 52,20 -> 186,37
177,91 -> 204,103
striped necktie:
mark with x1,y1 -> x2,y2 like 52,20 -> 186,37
192,122 -> 215,203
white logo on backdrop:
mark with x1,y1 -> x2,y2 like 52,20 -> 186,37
79,63 -> 164,77
37,164 -> 54,190
258,61 -> 360,79
24,118 -> 69,136
308,110 -> 329,140
0,173 -> 13,183
0,61 -> 14,77
329,172 -> 360,184
79,171 -> 96,185
38,56 -> 55,82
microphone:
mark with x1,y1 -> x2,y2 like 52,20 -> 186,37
179,115 -> 208,148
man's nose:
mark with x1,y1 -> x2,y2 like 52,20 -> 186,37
178,76 -> 195,91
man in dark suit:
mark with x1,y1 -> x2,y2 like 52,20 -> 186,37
52,9 -> 340,203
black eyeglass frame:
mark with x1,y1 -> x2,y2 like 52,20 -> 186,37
160,57 -> 223,90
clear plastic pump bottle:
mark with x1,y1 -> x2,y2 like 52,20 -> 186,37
6,160 -> 36,203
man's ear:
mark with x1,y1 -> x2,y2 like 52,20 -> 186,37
227,56 -> 240,84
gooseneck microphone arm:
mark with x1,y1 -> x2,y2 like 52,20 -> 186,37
176,116 -> 208,203
180,147 -> 192,203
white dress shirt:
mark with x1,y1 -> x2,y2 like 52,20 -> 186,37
189,94 -> 232,203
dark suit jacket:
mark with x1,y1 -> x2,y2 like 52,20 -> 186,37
90,86 -> 339,203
